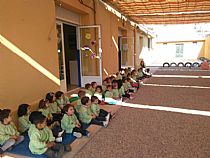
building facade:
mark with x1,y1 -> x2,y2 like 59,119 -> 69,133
0,0 -> 151,110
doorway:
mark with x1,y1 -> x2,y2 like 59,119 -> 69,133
118,36 -> 134,68
118,36 -> 122,70
63,24 -> 79,91
56,22 -> 79,92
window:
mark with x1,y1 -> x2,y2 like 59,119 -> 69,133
148,38 -> 152,49
176,44 -> 184,57
148,38 -> 151,49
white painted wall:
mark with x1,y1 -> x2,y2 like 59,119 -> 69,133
145,42 -> 203,66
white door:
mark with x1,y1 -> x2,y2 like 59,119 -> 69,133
78,25 -> 102,87
120,36 -> 134,68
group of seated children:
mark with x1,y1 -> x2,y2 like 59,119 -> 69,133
0,65 -> 150,157
0,90 -> 111,157
82,66 -> 151,103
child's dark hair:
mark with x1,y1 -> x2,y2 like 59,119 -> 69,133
39,99 -> 47,109
117,79 -> 123,89
112,79 -> 118,84
81,96 -> 89,105
55,91 -> 64,99
95,85 -> 102,93
137,68 -> 142,71
0,109 -> 11,122
91,96 -> 98,102
63,104 -> 74,113
131,70 -> 136,75
18,104 -> 29,117
122,77 -> 127,83
46,92 -> 54,103
85,83 -> 91,89
104,78 -> 109,82
107,85 -> 112,89
91,82 -> 97,87
29,111 -> 42,124
29,111 -> 46,125
78,90 -> 86,98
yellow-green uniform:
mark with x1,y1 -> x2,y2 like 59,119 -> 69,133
75,99 -> 82,113
112,89 -> 120,98
104,91 -> 113,98
18,115 -> 31,133
28,124 -> 55,155
90,103 -> 100,116
79,106 -> 93,124
119,86 -> 125,96
48,102 -> 61,114
39,108 -> 52,119
0,122 -> 20,145
94,92 -> 103,100
116,74 -> 122,80
102,85 -> 107,92
123,82 -> 132,92
137,71 -> 144,78
132,75 -> 137,81
90,88 -> 95,95
56,96 -> 70,109
85,90 -> 93,98
61,114 -> 79,133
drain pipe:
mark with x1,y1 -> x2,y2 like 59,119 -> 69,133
79,0 -> 96,25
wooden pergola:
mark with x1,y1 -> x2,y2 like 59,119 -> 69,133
102,0 -> 210,24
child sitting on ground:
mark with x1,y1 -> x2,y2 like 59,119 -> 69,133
61,104 -> 89,138
102,79 -> 107,92
46,92 -> 63,122
136,68 -> 144,80
18,104 -> 31,134
123,68 -> 129,77
39,99 -> 53,123
123,77 -> 129,92
116,72 -> 122,80
55,91 -> 70,110
104,85 -> 114,98
28,111 -> 70,157
75,90 -> 86,113
85,83 -> 93,98
127,78 -> 137,93
91,96 -> 110,120
90,82 -> 97,95
79,97 -> 109,127
0,109 -> 24,154
131,70 -> 137,81
94,85 -> 103,101
106,77 -> 112,86
118,79 -> 130,99
112,80 -> 121,100
38,100 -> 63,142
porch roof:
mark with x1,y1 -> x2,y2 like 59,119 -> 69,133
102,0 -> 210,24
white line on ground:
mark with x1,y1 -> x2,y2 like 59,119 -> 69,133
156,68 -> 210,72
142,83 -> 210,89
152,74 -> 210,78
121,102 -> 210,117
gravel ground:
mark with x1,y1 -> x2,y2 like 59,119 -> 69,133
132,86 -> 210,111
154,70 -> 210,76
74,70 -> 210,158
146,77 -> 210,87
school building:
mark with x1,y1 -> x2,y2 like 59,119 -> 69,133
0,0 -> 153,111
